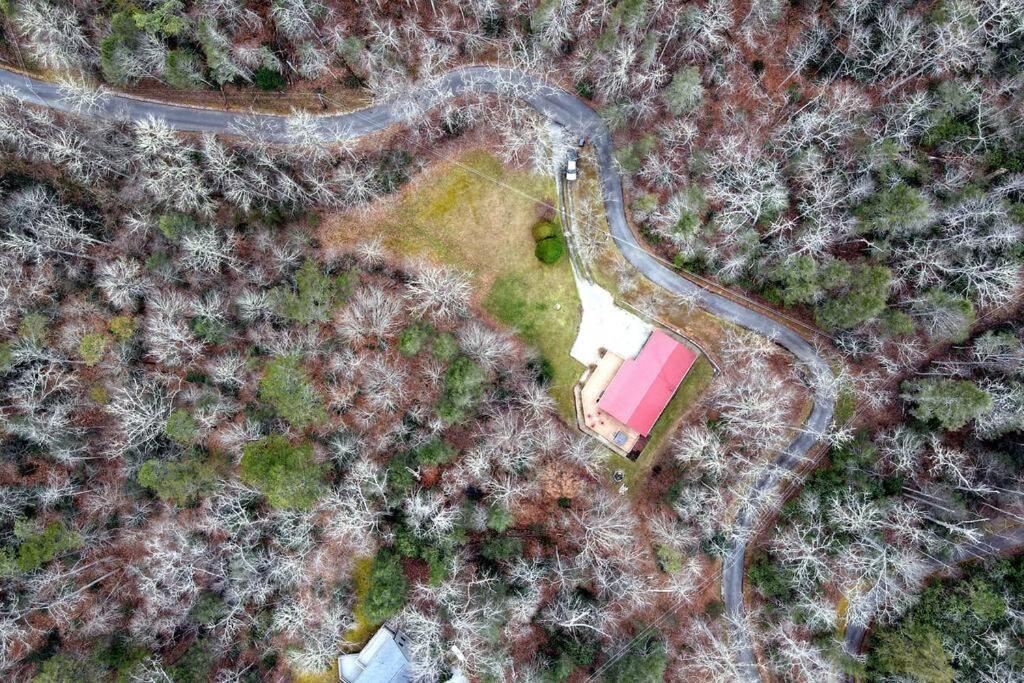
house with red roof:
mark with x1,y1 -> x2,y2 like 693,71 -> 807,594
575,329 -> 699,457
597,330 -> 698,437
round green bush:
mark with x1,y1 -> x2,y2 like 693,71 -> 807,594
531,219 -> 558,242
535,236 -> 565,264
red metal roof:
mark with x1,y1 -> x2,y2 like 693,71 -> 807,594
597,331 -> 697,436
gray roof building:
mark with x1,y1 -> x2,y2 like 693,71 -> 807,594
339,626 -> 411,683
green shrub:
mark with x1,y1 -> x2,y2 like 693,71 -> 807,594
535,236 -> 565,264
165,409 -> 199,444
190,591 -> 229,627
109,315 -> 136,340
662,65 -> 703,114
167,638 -> 215,683
363,549 -> 408,624
481,535 -> 522,562
437,356 -> 487,423
654,544 -> 683,573
240,435 -> 325,509
748,554 -> 793,601
415,437 -> 456,466
18,312 -> 48,342
902,378 -> 992,431
190,316 -> 230,344
603,632 -> 667,683
486,505 -> 513,532
854,184 -> 931,236
531,219 -> 558,242
258,356 -> 326,429
33,653 -> 102,683
273,260 -> 343,325
78,332 -> 110,365
432,332 -> 458,361
158,212 -> 197,241
164,49 -> 204,89
1,519 -> 83,576
138,458 -> 217,506
399,322 -> 433,357
254,66 -> 285,90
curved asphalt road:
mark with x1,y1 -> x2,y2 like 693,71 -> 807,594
0,65 -> 835,681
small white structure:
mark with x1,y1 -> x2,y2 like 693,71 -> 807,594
339,626 -> 411,683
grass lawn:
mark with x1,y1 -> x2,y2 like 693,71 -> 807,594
605,354 -> 715,495
321,150 -> 583,420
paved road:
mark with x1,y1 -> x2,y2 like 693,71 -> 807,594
0,65 -> 835,681
842,525 -> 1024,660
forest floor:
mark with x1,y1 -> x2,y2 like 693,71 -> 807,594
320,149 -> 583,420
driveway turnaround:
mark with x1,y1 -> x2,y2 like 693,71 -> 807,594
0,64 -> 835,681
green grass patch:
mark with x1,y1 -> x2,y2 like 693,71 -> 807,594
322,151 -> 583,420
343,556 -> 377,646
605,354 -> 714,494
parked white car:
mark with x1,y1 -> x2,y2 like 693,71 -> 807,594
565,156 -> 578,181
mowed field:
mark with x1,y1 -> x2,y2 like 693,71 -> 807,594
320,150 -> 583,419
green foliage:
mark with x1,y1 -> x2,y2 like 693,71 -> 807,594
532,219 -> 559,242
0,341 -> 12,373
748,554 -> 793,601
902,378 -> 992,431
815,264 -> 891,330
386,451 -> 417,496
158,212 -> 197,241
916,288 -> 975,342
854,184 -> 931,236
486,504 -> 513,532
704,599 -> 725,618
138,458 -> 217,506
164,409 -> 199,444
197,18 -> 245,85
190,315 -> 230,345
662,65 -> 703,114
399,322 -> 433,357
602,631 -> 667,683
132,0 -> 187,37
258,356 -> 326,429
872,624 -> 954,683
363,549 -> 408,624
773,255 -> 820,306
273,260 -> 344,325
614,134 -> 658,174
868,555 -> 1024,681
33,653 -> 102,683
1,520 -> 82,576
93,638 -> 149,682
240,435 -> 325,510
18,312 -> 48,342
879,309 -> 916,337
437,356 -> 487,423
164,49 -> 205,89
481,535 -> 523,562
190,591 -> 229,627
109,315 -> 136,340
167,639 -> 215,683
100,12 -> 142,84
254,66 -> 285,91
78,332 -> 110,365
432,332 -> 458,361
654,544 -> 683,573
921,115 -> 973,148
414,437 -> 456,466
535,236 -> 565,264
